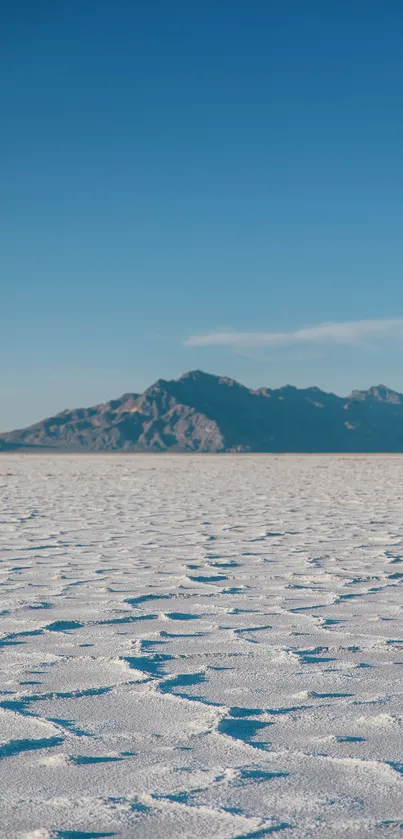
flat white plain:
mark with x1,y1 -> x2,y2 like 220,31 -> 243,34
0,454 -> 402,838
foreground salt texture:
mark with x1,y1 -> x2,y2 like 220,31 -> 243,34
0,455 -> 402,838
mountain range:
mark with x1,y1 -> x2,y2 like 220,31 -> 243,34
2,370 -> 403,452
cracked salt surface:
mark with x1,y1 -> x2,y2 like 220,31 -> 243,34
0,455 -> 403,837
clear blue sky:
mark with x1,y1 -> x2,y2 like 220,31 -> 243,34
2,0 -> 403,430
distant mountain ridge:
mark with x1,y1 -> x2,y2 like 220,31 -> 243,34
2,370 -> 403,452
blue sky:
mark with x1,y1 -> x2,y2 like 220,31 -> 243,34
2,0 -> 403,430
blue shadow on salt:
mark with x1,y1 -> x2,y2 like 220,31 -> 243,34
70,755 -> 124,764
238,768 -> 289,782
0,736 -> 64,759
124,654 -> 174,677
165,612 -> 198,620
46,621 -> 84,632
126,594 -> 170,605
49,718 -> 90,737
53,832 -> 117,838
218,717 -> 273,748
228,823 -> 292,837
160,673 -> 206,694
229,707 -> 264,717
387,762 -> 403,775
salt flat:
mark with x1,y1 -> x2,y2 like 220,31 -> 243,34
0,455 -> 402,838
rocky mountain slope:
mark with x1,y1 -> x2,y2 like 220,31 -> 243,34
2,371 -> 403,452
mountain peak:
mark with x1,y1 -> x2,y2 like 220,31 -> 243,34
349,384 -> 403,404
179,370 -> 241,386
369,384 -> 402,401
179,369 -> 210,381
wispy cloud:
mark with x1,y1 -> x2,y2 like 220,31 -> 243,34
184,318 -> 403,349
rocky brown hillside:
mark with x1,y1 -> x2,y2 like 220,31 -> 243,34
2,371 -> 403,452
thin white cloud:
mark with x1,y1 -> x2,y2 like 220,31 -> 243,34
184,318 -> 403,349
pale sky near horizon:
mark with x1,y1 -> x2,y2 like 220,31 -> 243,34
2,0 -> 403,430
